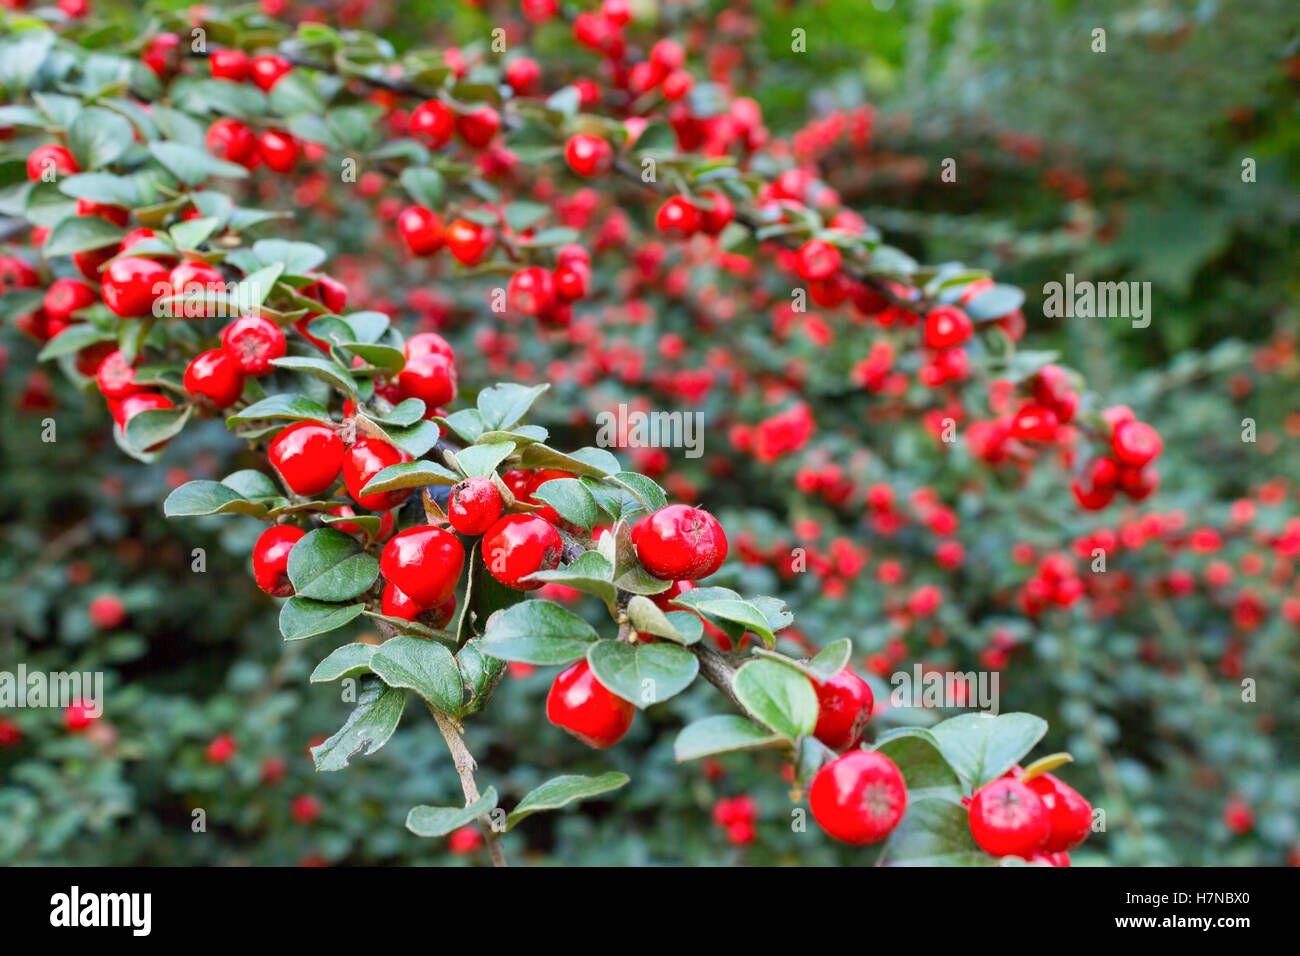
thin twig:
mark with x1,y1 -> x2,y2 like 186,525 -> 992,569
428,703 -> 508,867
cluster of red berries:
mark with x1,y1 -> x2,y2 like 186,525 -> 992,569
206,117 -> 303,173
712,795 -> 758,845
503,244 -> 593,328
1073,406 -> 1164,510
653,192 -> 735,240
967,768 -> 1092,864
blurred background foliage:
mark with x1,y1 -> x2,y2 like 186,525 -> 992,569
2,0 -> 1298,866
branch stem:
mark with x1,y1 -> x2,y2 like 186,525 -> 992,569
428,703 -> 508,867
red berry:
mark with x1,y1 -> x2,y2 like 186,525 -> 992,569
809,750 -> 907,845
1024,773 -> 1092,853
698,190 -> 734,236
168,260 -> 225,316
410,100 -> 455,148
209,48 -> 251,82
206,733 -> 238,764
405,331 -> 455,362
447,476 -> 504,535
811,667 -> 874,750
95,350 -> 141,399
546,659 -> 634,749
398,206 -> 445,256
249,54 -> 291,92
507,266 -> 556,316
482,513 -> 563,590
221,315 -> 286,376
504,57 -> 541,95
1111,419 -> 1162,467
141,33 -> 181,77
661,69 -> 694,101
396,351 -> 458,407
342,437 -> 412,512
565,133 -> 613,177
184,349 -> 245,409
112,392 -> 174,438
655,196 -> 701,238
101,256 -> 168,317
633,504 -> 727,580
88,594 -> 126,630
524,469 -> 574,524
269,422 -> 344,496
290,794 -> 321,825
252,525 -> 305,597
206,118 -> 258,166
456,105 -> 500,148
26,143 -> 79,181
43,278 -> 96,323
923,306 -> 974,349
380,525 -> 465,608
448,825 -> 483,854
649,38 -> 685,72
258,129 -> 300,173
76,198 -> 130,227
795,239 -> 841,281
63,701 -> 96,732
968,777 -> 1050,857
444,219 -> 495,265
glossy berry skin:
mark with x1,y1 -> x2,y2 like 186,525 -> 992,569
565,133 -> 613,177
96,351 -> 145,401
482,514 -> 563,590
1111,419 -> 1162,467
169,260 -> 224,309
809,750 -> 908,845
633,504 -> 728,580
380,525 -> 465,608
75,198 -> 130,227
221,315 -> 285,375
1025,773 -> 1092,853
546,659 -> 634,749
795,239 -> 841,281
524,469 -> 574,524
405,331 -> 455,361
968,777 -> 1050,857
381,581 -> 457,628
249,54 -> 291,91
447,476 -> 504,535
209,48 -> 251,82
655,196 -> 701,238
111,393 -> 174,443
101,256 -> 168,317
410,100 -> 455,148
456,105 -> 500,147
923,306 -> 974,349
183,349 -> 245,409
206,733 -> 238,764
812,667 -> 874,750
396,351 -> 457,407
698,190 -> 735,235
398,206 -> 445,256
205,118 -> 258,166
26,144 -> 78,181
43,278 -> 96,323
507,267 -> 556,316
343,437 -> 411,512
258,130 -> 300,173
252,525 -> 305,597
269,422 -> 344,496
444,219 -> 495,265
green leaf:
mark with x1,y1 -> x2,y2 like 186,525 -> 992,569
475,382 -> 549,430
58,172 -> 141,207
503,200 -> 549,232
872,727 -> 963,802
612,520 -> 672,596
608,472 -> 668,514
359,459 -> 459,497
671,587 -> 775,645
342,341 -> 404,374
450,441 -> 516,478
806,638 -> 852,681
163,480 -> 267,518
123,406 -> 192,454
964,284 -> 1025,322
280,598 -> 365,642
399,166 -> 445,208
226,393 -> 331,426
673,715 -> 782,762
505,773 -> 629,831
587,641 -> 698,708
369,398 -> 425,427
732,659 -> 818,739
438,408 -> 487,444
43,214 -> 123,255
930,712 -> 1049,794
169,216 -> 220,251
271,356 -> 357,397
310,679 -> 405,771
878,797 -> 995,866
37,322 -> 115,361
221,469 -> 284,502
626,594 -> 697,645
406,788 -> 498,838
342,311 -> 391,343
517,443 -> 617,478
480,600 -> 598,665
310,642 -> 376,681
523,550 -> 617,611
253,238 -> 328,274
529,477 -> 600,531
456,639 -> 507,716
149,140 -> 249,186
68,107 -> 133,170
285,528 -> 380,602
384,420 -> 446,459
369,636 -> 462,713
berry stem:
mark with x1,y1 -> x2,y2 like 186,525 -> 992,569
427,703 -> 508,868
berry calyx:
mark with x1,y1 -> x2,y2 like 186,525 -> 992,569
968,777 -> 1050,857
269,422 -> 344,496
380,525 -> 465,608
546,659 -> 635,749
447,476 -> 504,535
221,315 -> 286,376
809,750 -> 908,845
633,504 -> 728,580
482,513 -> 563,590
252,525 -> 305,597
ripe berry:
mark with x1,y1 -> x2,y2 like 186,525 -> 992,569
405,331 -> 455,361
206,118 -> 258,167
633,504 -> 728,580
456,105 -> 500,147
88,594 -> 127,629
795,239 -> 841,281
269,422 -> 344,496
184,349 -> 245,409
1111,419 -> 1162,467
809,750 -> 908,845
1024,773 -> 1092,853
209,48 -> 251,82
258,129 -> 300,173
252,525 -> 306,597
342,437 -> 412,512
655,196 -> 701,238
249,54 -> 291,91
111,392 -> 174,440
101,256 -> 168,317
444,219 -> 495,265
448,476 -> 504,535
698,190 -> 735,235
968,777 -> 1050,857
206,734 -> 238,764
482,513 -> 563,590
507,266 -> 556,316
923,306 -> 974,349
504,57 -> 541,95
410,100 -> 455,147
811,667 -> 874,750
524,469 -> 574,524
96,350 -> 142,399
168,260 -> 225,314
546,659 -> 634,749
290,794 -> 321,825
43,278 -> 96,323
26,143 -> 79,181
140,33 -> 181,77
64,701 -> 97,732
649,38 -> 685,72
396,351 -> 457,407
221,315 -> 286,375
397,206 -> 445,256
565,133 -> 613,177
380,525 -> 465,607
75,198 -> 130,227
